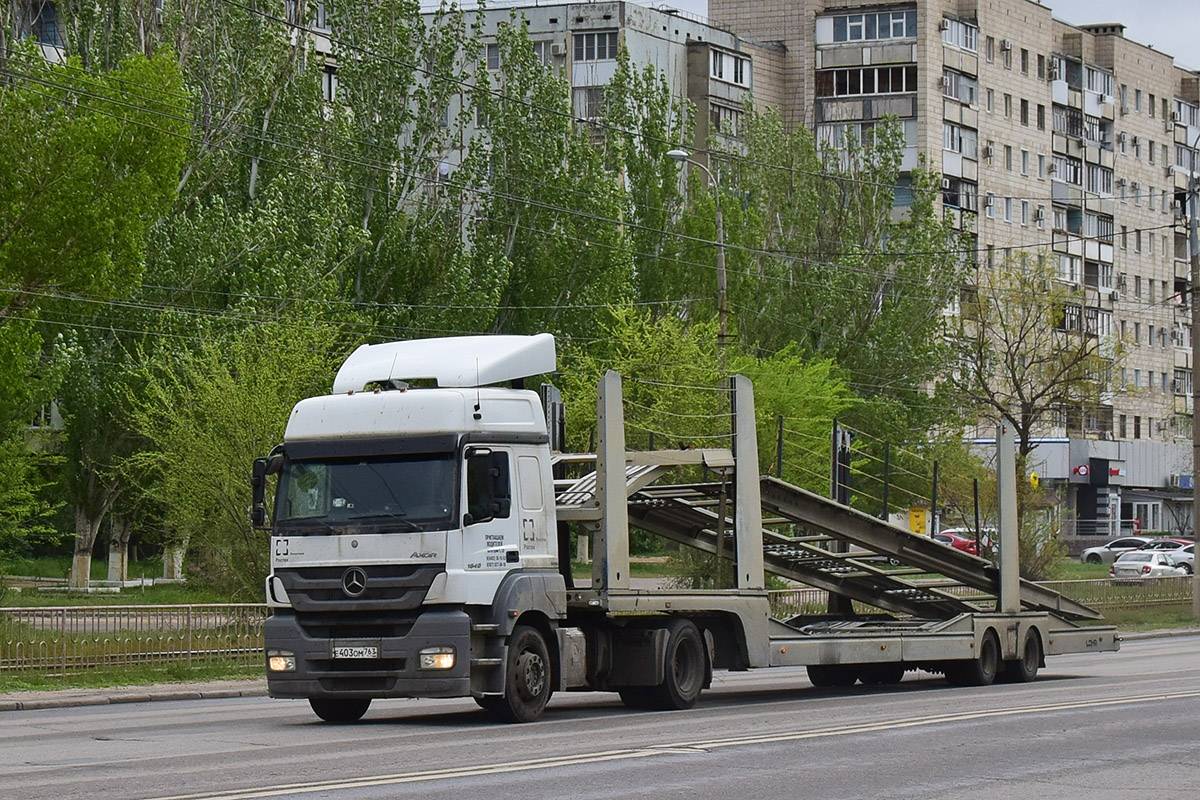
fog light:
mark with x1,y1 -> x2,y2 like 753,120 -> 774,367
418,646 -> 455,670
267,650 -> 296,672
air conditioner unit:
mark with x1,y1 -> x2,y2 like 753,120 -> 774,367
982,144 -> 994,159
1035,206 -> 1046,221
1132,135 -> 1141,147
1166,119 -> 1175,133
941,177 -> 953,189
1117,131 -> 1128,144
941,75 -> 953,89
1111,290 -> 1120,302
940,18 -> 952,31
1166,166 -> 1176,178
1001,39 -> 1013,52
1120,103 -> 1130,116
984,195 -> 994,208
550,41 -> 567,57
1171,110 -> 1181,122
1048,65 -> 1060,80
1115,177 -> 1126,187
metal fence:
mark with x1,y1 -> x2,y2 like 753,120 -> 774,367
0,604 -> 267,674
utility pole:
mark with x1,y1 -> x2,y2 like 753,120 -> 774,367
1189,168 -> 1200,620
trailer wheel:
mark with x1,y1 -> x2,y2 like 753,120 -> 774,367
806,664 -> 860,688
1000,628 -> 1042,683
308,697 -> 371,723
642,619 -> 706,710
487,625 -> 552,723
859,664 -> 905,685
945,629 -> 1001,687
617,687 -> 654,710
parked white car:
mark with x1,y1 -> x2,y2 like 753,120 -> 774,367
1080,536 -> 1153,564
1172,544 -> 1194,574
1109,551 -> 1188,579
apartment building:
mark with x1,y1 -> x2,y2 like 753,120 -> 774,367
711,0 -> 1200,538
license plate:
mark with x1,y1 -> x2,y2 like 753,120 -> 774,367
331,644 -> 379,659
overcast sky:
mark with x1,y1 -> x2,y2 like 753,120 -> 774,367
654,0 -> 1199,70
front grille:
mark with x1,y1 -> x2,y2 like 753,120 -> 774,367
296,612 -> 416,639
310,658 -> 406,673
276,564 -> 441,611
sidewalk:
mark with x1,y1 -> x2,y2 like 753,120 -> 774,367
2,628 -> 1195,713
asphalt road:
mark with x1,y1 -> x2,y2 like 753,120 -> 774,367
4,634 -> 1199,800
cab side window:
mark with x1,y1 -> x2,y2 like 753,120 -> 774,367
466,449 -> 511,522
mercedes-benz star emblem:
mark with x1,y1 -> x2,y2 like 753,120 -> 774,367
341,567 -> 368,597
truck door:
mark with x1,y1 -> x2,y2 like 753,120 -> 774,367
463,447 -> 521,572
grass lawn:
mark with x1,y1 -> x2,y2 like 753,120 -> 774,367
1,582 -> 248,607
0,662 -> 262,694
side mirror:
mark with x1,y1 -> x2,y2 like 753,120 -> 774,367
251,457 -> 269,530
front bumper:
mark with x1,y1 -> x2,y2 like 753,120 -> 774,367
264,608 -> 472,699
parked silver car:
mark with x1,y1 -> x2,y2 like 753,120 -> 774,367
1172,544 -> 1194,574
1080,536 -> 1153,564
1109,551 -> 1188,579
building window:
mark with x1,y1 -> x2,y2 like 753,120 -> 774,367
1037,54 -> 1046,80
1020,99 -> 1029,126
321,66 -> 338,102
1005,145 -> 1013,171
1020,48 -> 1029,75
941,18 -> 978,51
573,31 -> 618,62
1052,155 -> 1082,185
943,123 -> 977,158
1021,200 -> 1030,225
1085,67 -> 1114,98
815,65 -> 918,97
572,87 -> 606,121
1004,93 -> 1012,118
483,43 -> 501,71
1004,197 -> 1013,222
985,192 -> 996,218
1086,164 -> 1113,195
942,177 -> 977,212
832,10 -> 917,42
710,104 -> 744,137
942,70 -> 978,105
1038,153 -> 1046,178
985,36 -> 994,62
986,89 -> 994,112
1134,88 -> 1142,111
1053,105 -> 1083,137
1021,149 -> 1029,175
711,50 -> 750,87
1037,104 -> 1046,130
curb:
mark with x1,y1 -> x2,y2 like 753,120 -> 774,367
0,682 -> 268,712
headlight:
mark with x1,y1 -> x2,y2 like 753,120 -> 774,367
267,650 -> 296,672
418,646 -> 456,670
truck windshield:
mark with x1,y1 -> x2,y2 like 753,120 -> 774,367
275,453 -> 456,533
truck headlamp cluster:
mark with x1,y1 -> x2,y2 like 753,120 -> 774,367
267,650 -> 296,672
418,646 -> 456,670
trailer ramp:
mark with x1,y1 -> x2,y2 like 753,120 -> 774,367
756,477 -> 1101,621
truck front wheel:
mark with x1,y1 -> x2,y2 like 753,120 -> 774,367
308,697 -> 371,723
488,625 -> 552,723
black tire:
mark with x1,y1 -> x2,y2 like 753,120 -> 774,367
807,664 -> 860,688
1182,562 -> 1194,575
1000,628 -> 1042,683
642,619 -> 706,710
859,663 -> 905,685
487,624 -> 552,723
308,696 -> 371,723
1085,553 -> 1102,564
617,686 -> 654,710
945,629 -> 1001,687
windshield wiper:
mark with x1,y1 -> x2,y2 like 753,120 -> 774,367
347,512 -> 424,532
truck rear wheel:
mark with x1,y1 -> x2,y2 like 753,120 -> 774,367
859,663 -> 905,685
806,664 -> 860,688
1000,628 -> 1042,683
642,619 -> 705,710
945,629 -> 1001,687
308,697 -> 371,723
487,624 -> 552,723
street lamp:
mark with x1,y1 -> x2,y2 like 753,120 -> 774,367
668,148 -> 727,366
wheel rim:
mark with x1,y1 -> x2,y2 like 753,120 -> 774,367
1022,633 -> 1040,674
672,637 -> 703,695
515,648 -> 546,701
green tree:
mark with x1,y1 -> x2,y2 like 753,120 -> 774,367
129,318 -> 343,597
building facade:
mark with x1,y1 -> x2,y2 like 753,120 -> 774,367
710,0 -> 1200,539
